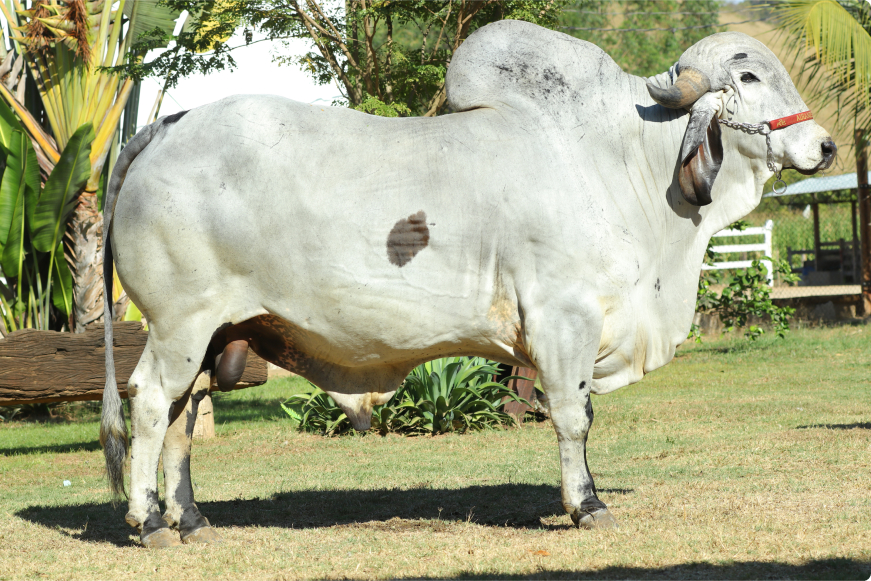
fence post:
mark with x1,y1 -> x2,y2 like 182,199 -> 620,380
503,367 -> 537,423
763,219 -> 773,286
192,374 -> 215,439
856,130 -> 871,315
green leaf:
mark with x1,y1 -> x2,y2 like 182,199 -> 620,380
0,181 -> 29,278
0,98 -> 23,152
280,401 -> 302,422
125,0 -> 185,49
0,133 -> 24,252
31,123 -> 94,254
0,131 -> 37,253
51,243 -> 72,316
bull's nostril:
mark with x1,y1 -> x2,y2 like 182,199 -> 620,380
821,139 -> 837,159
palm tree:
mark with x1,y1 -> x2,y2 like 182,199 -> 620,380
0,0 -> 183,331
773,0 -> 871,133
773,0 -> 871,308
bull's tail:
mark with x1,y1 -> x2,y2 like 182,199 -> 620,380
100,123 -> 161,497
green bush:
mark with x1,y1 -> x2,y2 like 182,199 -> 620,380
694,220 -> 800,341
282,357 -> 528,436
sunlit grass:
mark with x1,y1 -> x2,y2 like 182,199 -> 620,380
0,327 -> 868,579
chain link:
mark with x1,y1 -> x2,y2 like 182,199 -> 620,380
717,118 -> 770,136
718,118 -> 784,191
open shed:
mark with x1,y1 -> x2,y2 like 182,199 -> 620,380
763,171 -> 869,286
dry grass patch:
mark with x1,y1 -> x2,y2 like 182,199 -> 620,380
0,327 -> 869,579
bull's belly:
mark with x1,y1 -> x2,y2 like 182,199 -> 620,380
211,311 -> 531,386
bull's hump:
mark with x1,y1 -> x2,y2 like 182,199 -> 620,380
446,20 -> 620,115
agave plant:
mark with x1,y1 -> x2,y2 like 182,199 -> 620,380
400,357 -> 526,435
282,387 -> 354,436
282,357 -> 528,437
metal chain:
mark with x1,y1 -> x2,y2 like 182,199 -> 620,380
717,118 -> 770,136
718,118 -> 786,193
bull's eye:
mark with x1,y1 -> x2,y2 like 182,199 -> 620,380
740,72 -> 760,83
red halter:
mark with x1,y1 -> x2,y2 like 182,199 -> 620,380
768,111 -> 813,131
717,110 -> 815,195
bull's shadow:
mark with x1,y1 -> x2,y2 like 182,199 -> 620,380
402,558 -> 871,580
796,422 -> 871,430
15,483 -> 633,547
1,440 -> 101,456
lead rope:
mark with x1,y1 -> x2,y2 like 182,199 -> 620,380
717,110 -> 814,195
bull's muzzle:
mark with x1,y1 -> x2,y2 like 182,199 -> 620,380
821,139 -> 837,169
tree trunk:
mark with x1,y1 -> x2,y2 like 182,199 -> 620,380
65,191 -> 104,332
856,130 -> 870,315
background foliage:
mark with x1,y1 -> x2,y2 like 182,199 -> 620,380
694,221 -> 800,341
120,0 -> 565,116
559,0 -> 722,76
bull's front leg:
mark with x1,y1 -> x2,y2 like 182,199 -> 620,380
547,378 -> 617,528
527,300 -> 618,529
161,373 -> 222,544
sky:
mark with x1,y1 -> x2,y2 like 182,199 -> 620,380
136,27 -> 342,131
0,11 -> 342,132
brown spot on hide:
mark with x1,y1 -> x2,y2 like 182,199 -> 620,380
387,211 -> 429,267
216,340 -> 249,390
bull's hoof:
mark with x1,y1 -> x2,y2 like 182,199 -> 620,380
571,508 -> 618,530
181,526 -> 223,545
141,527 -> 183,548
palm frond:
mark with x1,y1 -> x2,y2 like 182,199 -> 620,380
773,0 -> 871,130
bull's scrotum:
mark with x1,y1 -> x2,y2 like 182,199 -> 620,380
100,21 -> 835,547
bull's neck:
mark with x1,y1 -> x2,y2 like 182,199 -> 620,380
620,71 -> 767,262
580,70 -> 769,341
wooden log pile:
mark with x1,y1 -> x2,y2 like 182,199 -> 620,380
0,322 -> 267,406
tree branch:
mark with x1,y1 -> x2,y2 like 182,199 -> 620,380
290,0 -> 360,103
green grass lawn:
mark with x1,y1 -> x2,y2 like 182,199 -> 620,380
0,327 -> 869,579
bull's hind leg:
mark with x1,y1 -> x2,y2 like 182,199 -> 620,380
524,297 -> 618,530
161,373 -> 222,544
125,324 -> 212,548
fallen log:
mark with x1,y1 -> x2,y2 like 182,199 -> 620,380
0,322 -> 267,406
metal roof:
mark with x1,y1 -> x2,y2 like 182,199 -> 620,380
763,171 -> 871,197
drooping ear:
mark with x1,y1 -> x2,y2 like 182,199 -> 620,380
678,96 -> 723,206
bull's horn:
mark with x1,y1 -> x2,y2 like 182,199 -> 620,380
647,67 -> 711,109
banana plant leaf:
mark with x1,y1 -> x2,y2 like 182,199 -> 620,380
0,97 -> 23,151
0,131 -> 38,275
51,243 -> 72,316
0,181 -> 28,278
30,123 -> 94,254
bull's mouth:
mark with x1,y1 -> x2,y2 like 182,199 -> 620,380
788,157 -> 836,176
785,138 -> 837,176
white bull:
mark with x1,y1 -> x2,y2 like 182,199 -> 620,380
100,21 -> 835,547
